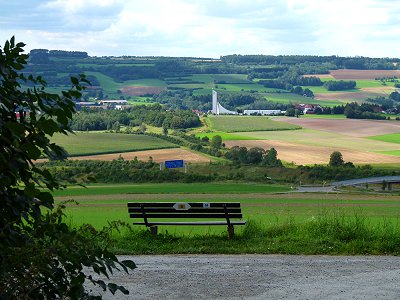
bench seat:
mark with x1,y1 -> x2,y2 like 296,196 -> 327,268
127,202 -> 246,237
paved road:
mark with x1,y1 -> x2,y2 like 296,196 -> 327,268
92,255 -> 400,300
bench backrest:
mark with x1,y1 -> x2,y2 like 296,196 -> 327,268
127,202 -> 243,224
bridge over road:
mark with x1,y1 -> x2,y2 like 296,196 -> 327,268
332,176 -> 400,190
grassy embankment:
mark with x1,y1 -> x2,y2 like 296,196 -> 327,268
54,183 -> 400,255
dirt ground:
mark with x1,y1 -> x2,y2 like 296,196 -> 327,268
315,91 -> 383,101
330,69 -> 400,80
91,255 -> 400,300
274,117 -> 400,137
119,86 -> 165,96
66,148 -> 212,163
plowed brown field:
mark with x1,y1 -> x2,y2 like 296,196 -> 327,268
274,117 -> 400,137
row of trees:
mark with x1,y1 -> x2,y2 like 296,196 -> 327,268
221,54 -> 399,70
344,102 -> 387,120
323,80 -> 357,91
225,146 -> 282,166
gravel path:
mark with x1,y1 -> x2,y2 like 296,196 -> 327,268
92,255 -> 400,299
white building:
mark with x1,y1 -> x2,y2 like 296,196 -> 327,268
242,109 -> 283,116
211,90 -> 237,115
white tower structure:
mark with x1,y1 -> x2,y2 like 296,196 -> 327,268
212,90 -> 218,114
211,90 -> 237,115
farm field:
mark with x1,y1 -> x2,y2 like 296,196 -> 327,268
195,131 -> 262,141
273,117 -> 400,137
221,117 -> 400,165
308,69 -> 400,80
369,133 -> 400,144
224,139 -> 400,165
50,132 -> 178,156
63,148 -> 213,163
54,184 -> 400,235
208,116 -> 301,132
264,92 -> 343,106
329,69 -> 400,80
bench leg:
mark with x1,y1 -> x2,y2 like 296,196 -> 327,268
227,225 -> 234,238
150,225 -> 158,235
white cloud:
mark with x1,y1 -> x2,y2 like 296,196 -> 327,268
1,0 -> 400,57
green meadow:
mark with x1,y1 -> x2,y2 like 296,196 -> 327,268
369,133 -> 400,144
53,182 -> 291,197
195,131 -> 261,141
208,116 -> 301,132
54,183 -> 400,256
264,93 -> 343,106
50,132 -> 177,156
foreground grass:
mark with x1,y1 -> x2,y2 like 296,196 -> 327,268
53,183 -> 291,197
92,214 -> 400,255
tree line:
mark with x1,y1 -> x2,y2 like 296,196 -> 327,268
71,104 -> 201,131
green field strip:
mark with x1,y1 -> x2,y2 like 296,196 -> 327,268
52,183 -> 292,197
264,93 -> 343,106
368,133 -> 400,144
122,78 -> 167,87
195,131 -> 262,141
208,116 -> 301,132
378,150 -> 400,156
50,132 -> 177,156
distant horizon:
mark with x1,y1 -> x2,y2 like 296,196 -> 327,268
26,48 -> 400,60
2,1 -> 400,58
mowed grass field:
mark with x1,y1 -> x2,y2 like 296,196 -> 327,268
208,116 -> 301,132
50,132 -> 178,156
195,131 -> 262,141
54,183 -> 400,236
369,133 -> 400,144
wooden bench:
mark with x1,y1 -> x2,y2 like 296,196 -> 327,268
127,202 -> 246,238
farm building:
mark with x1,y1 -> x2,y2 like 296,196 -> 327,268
98,100 -> 130,110
242,109 -> 283,116
98,100 -> 128,105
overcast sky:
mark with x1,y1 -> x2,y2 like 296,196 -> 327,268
1,0 -> 400,58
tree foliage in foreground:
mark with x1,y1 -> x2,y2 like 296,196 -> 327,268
0,37 -> 135,299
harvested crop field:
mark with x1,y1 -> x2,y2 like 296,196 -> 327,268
273,117 -> 400,137
303,74 -> 334,79
65,148 -> 212,163
224,139 -> 400,165
120,86 -> 165,96
330,69 -> 400,80
315,91 -> 382,101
